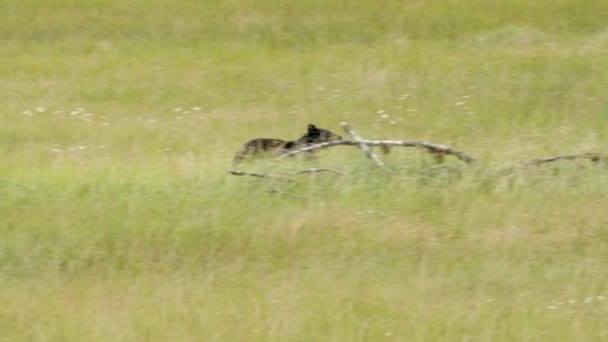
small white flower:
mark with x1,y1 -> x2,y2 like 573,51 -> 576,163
22,110 -> 33,116
584,297 -> 593,304
50,148 -> 62,153
597,296 -> 606,301
389,120 -> 397,125
35,107 -> 45,113
384,332 -> 393,337
567,299 -> 576,304
191,106 -> 202,111
173,108 -> 183,112
547,305 -> 558,310
380,114 -> 389,119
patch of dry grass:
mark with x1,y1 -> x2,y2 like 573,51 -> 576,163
2,0 -> 608,340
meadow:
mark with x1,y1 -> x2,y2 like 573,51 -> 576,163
2,0 -> 608,340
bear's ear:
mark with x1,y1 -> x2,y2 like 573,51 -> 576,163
308,124 -> 317,132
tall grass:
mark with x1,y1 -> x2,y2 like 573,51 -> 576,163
1,0 -> 608,340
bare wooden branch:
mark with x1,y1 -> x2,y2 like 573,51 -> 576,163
275,140 -> 348,159
229,168 -> 345,179
420,164 -> 463,176
232,121 -> 606,184
290,168 -> 345,175
228,169 -> 278,179
340,122 -> 391,173
515,152 -> 608,168
276,139 -> 476,165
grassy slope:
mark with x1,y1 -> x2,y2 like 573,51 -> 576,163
2,0 -> 608,340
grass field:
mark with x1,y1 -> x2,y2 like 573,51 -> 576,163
2,0 -> 608,340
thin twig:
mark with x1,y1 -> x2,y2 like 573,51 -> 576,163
228,169 -> 278,179
420,164 -> 463,176
515,152 -> 608,168
341,122 -> 391,173
229,168 -> 345,179
494,152 -> 608,175
290,168 -> 345,175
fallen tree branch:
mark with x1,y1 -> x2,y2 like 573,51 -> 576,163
290,168 -> 345,175
341,122 -> 391,173
231,121 -> 606,185
229,168 -> 345,179
276,139 -> 476,165
514,152 -> 608,168
228,169 -> 277,179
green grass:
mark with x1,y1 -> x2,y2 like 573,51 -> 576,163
2,0 -> 608,340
